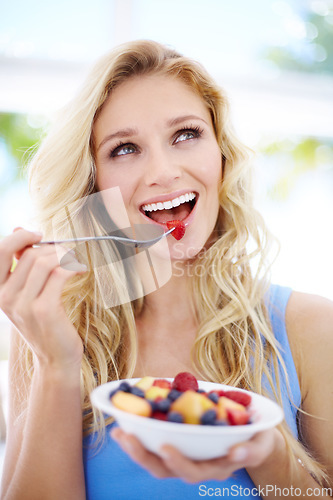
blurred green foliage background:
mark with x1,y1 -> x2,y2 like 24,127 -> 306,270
1,2 -> 332,212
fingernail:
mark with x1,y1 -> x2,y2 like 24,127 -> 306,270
63,247 -> 76,256
71,262 -> 88,272
159,448 -> 171,461
122,438 -> 134,453
111,426 -> 121,438
60,254 -> 87,271
232,447 -> 248,462
33,231 -> 43,237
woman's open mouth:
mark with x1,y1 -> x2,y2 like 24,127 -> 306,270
140,191 -> 198,225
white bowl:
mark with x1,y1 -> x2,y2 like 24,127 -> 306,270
90,378 -> 284,460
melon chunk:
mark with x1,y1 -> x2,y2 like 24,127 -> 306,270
112,391 -> 152,417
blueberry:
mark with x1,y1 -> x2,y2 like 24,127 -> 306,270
148,400 -> 158,412
200,409 -> 217,425
197,389 -> 206,394
214,419 -> 228,426
167,389 -> 182,401
167,412 -> 184,423
130,386 -> 145,398
155,398 -> 171,413
118,381 -> 131,392
207,392 -> 219,404
109,388 -> 119,399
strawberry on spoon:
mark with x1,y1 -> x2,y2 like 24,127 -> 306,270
166,220 -> 186,240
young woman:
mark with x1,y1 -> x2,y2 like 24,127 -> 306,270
0,40 -> 332,499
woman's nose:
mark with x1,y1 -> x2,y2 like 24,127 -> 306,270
143,147 -> 182,188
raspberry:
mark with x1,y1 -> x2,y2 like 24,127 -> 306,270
166,220 -> 186,240
171,372 -> 199,392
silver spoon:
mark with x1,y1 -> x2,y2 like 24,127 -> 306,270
38,227 -> 175,249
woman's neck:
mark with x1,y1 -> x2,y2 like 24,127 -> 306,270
133,267 -> 200,378
138,267 -> 197,328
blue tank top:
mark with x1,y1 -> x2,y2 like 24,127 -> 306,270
83,285 -> 300,499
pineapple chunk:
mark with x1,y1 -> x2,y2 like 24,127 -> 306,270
145,386 -> 170,401
171,391 -> 214,424
134,376 -> 155,391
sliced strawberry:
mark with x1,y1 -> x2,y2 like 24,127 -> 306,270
166,220 -> 186,240
153,379 -> 172,389
151,411 -> 168,421
224,390 -> 252,408
172,372 -> 199,392
226,408 -> 250,426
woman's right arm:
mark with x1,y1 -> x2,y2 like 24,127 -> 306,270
0,229 -> 87,500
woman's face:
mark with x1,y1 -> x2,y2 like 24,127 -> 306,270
93,74 -> 222,261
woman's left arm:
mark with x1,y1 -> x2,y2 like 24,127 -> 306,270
247,291 -> 333,497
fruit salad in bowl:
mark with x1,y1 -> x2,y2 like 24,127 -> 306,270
90,372 -> 284,460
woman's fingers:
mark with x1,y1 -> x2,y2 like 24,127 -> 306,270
112,428 -> 235,483
2,243 -> 86,320
21,247 -> 86,303
0,231 -> 87,344
4,245 -> 56,304
35,261 -> 86,317
229,429 -> 278,469
159,445 -> 235,483
0,228 -> 42,284
112,428 -> 281,483
159,430 -> 276,483
0,229 -> 87,368
111,428 -> 175,479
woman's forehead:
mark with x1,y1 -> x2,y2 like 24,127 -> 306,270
95,74 -> 210,129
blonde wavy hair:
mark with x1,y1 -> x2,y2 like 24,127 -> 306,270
26,40 -> 326,483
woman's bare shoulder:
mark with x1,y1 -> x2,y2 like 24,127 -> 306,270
285,290 -> 333,397
286,290 -> 333,339
286,291 -> 333,480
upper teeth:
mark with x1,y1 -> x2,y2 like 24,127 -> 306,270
142,192 -> 196,212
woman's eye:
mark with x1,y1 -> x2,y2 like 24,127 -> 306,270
174,127 -> 202,144
111,143 -> 137,157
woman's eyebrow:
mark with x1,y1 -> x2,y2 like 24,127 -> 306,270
97,127 -> 138,152
166,115 -> 209,127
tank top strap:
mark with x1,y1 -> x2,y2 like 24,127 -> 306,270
265,284 -> 301,437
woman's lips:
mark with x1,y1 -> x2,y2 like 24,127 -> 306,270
140,195 -> 198,228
